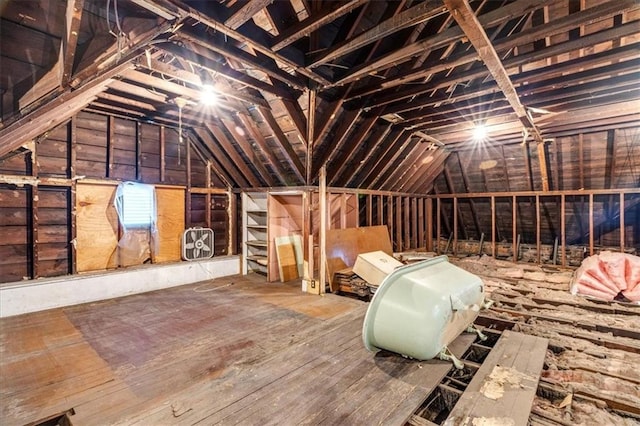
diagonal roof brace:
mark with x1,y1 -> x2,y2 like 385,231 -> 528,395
442,0 -> 544,144
443,0 -> 550,190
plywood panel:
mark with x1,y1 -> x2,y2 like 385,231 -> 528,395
275,240 -> 298,282
155,187 -> 185,263
325,225 -> 393,292
76,183 -> 118,272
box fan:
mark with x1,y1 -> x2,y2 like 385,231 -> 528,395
182,227 -> 214,261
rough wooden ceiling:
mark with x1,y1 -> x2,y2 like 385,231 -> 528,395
0,0 -> 638,192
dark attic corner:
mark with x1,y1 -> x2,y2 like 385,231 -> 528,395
0,0 -> 639,425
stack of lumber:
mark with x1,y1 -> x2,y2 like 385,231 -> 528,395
333,268 -> 371,298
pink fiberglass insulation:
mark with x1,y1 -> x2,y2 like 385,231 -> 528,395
571,252 -> 640,303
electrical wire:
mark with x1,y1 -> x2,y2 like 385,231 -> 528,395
193,282 -> 234,293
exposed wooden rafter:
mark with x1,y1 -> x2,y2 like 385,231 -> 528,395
225,0 -> 274,30
443,0 -> 544,145
270,0 -> 368,51
310,0 -> 446,68
62,0 -> 85,85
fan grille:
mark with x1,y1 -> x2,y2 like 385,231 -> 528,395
182,227 -> 214,261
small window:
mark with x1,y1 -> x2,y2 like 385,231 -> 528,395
114,182 -> 156,229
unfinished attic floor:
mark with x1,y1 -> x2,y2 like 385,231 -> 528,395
1,273 -> 479,426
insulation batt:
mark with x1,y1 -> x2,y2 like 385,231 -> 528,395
571,252 -> 640,303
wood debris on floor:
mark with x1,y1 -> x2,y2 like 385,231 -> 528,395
449,255 -> 640,425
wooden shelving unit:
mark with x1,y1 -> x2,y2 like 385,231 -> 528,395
242,192 -> 268,275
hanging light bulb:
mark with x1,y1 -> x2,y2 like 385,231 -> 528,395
200,85 -> 217,106
472,123 -> 487,141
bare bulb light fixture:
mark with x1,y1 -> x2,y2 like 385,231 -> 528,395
200,85 -> 217,106
472,124 -> 487,141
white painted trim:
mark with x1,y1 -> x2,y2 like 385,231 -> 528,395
0,256 -> 240,318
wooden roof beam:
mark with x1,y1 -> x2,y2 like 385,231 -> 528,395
177,29 -> 306,90
443,0 -> 544,142
377,141 -> 427,191
62,0 -> 84,85
382,143 -> 432,192
400,148 -> 448,193
327,112 -> 382,186
122,69 -> 247,112
310,109 -> 362,179
189,130 -> 235,188
171,0 -> 331,86
159,43 -> 291,100
348,127 -> 404,188
378,31 -> 640,115
0,60 -> 134,158
334,0 -> 555,88
236,113 -> 289,185
204,123 -> 262,187
192,127 -> 249,187
270,0 -> 368,51
310,0 -> 447,67
345,0 -> 632,96
339,124 -> 392,188
225,0 -> 274,30
406,150 -> 449,194
136,57 -> 268,108
256,106 -> 305,183
219,117 -> 275,186
366,133 -> 413,189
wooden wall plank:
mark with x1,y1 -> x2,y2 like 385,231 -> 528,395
75,182 -> 118,272
155,187 -> 186,263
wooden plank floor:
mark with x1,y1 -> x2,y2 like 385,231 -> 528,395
446,330 -> 548,426
0,274 -> 476,425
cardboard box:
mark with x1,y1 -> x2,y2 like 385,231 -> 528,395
353,251 -> 403,287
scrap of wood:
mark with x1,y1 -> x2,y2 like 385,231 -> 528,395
446,330 -> 548,426
325,225 -> 393,292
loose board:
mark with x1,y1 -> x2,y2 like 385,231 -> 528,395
275,240 -> 298,282
76,182 -> 119,272
155,187 -> 185,263
325,225 -> 393,292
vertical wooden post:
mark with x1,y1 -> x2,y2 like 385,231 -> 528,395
436,198 -> 441,254
205,162 -> 212,229
453,197 -> 458,256
377,195 -> 383,225
404,197 -> 410,250
29,145 -> 39,279
319,166 -> 327,294
303,190 -> 312,282
410,197 -> 417,249
387,195 -> 394,247
159,125 -> 166,182
228,190 -> 237,256
426,198 -> 433,252
306,89 -> 316,185
512,195 -> 517,263
537,141 -> 550,192
589,193 -> 594,256
561,194 -> 566,267
69,118 -> 77,274
395,196 -> 402,252
107,116 -> 115,178
366,194 -> 373,226
620,192 -> 625,253
340,193 -> 347,229
491,196 -> 496,258
135,122 -> 142,181
418,198 -> 425,249
536,194 -> 541,265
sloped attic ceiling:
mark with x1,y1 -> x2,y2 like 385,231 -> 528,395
0,0 -> 638,192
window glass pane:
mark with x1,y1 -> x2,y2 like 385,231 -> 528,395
115,182 -> 156,229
